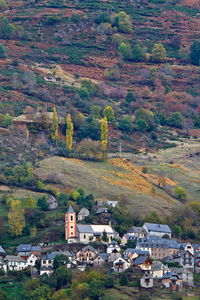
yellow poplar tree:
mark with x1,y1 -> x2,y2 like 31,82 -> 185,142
26,196 -> 34,208
66,114 -> 73,150
8,200 -> 25,237
101,117 -> 108,158
51,107 -> 59,144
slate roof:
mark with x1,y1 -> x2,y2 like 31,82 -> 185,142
143,223 -> 171,234
31,246 -> 41,252
17,244 -> 32,252
81,245 -> 96,253
78,207 -> 89,217
66,205 -> 75,214
162,256 -> 176,263
194,258 -> 200,266
0,246 -> 6,256
77,224 -> 93,233
0,257 -> 6,265
95,207 -> 110,215
174,250 -> 194,259
41,253 -> 58,260
123,248 -> 149,256
151,261 -> 168,271
133,255 -> 150,266
128,226 -> 147,235
193,244 -> 200,252
137,236 -> 180,249
162,271 -> 182,280
124,234 -> 138,240
5,255 -> 25,262
109,240 -> 118,246
77,224 -> 115,235
175,267 -> 192,275
95,253 -> 109,261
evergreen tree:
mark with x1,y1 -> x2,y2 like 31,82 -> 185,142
66,114 -> 73,150
102,229 -> 108,242
101,117 -> 108,157
51,107 -> 59,144
119,272 -> 129,286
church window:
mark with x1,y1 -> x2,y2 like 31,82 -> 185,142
71,216 -> 73,221
71,226 -> 73,228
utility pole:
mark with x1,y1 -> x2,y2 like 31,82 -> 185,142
119,142 -> 121,158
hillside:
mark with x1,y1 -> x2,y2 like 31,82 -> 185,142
0,0 -> 199,215
33,137 -> 200,215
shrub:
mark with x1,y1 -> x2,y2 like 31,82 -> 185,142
0,43 -> 6,58
190,39 -> 200,65
77,87 -> 90,100
95,12 -> 111,24
174,187 -> 187,199
105,276 -> 114,288
119,116 -> 133,132
142,166 -> 148,174
46,14 -> 61,25
136,118 -> 148,132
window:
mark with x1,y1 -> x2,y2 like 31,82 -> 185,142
71,215 -> 73,221
48,260 -> 51,264
84,235 -> 86,239
71,226 -> 73,228
71,232 -> 73,235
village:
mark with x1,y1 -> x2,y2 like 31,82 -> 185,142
0,204 -> 200,297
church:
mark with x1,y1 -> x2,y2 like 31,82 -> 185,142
65,205 -> 119,244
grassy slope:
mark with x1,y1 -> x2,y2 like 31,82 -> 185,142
33,136 -> 200,216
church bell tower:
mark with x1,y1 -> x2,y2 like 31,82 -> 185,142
65,205 -> 76,240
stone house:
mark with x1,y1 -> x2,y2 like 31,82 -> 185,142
140,272 -> 154,289
180,242 -> 194,255
174,267 -> 193,286
0,246 -> 6,258
127,226 -> 147,238
162,272 -> 183,292
113,257 -> 130,273
0,258 -> 7,273
173,250 -> 194,271
26,253 -> 38,267
136,236 -> 180,259
5,255 -> 27,271
143,223 -> 171,238
93,253 -> 109,267
47,195 -> 58,210
76,245 -> 97,264
123,249 -> 149,261
150,261 -> 170,278
77,207 -> 90,221
105,200 -> 119,208
107,240 -> 120,254
95,207 -> 111,220
121,234 -> 138,246
133,255 -> 153,271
